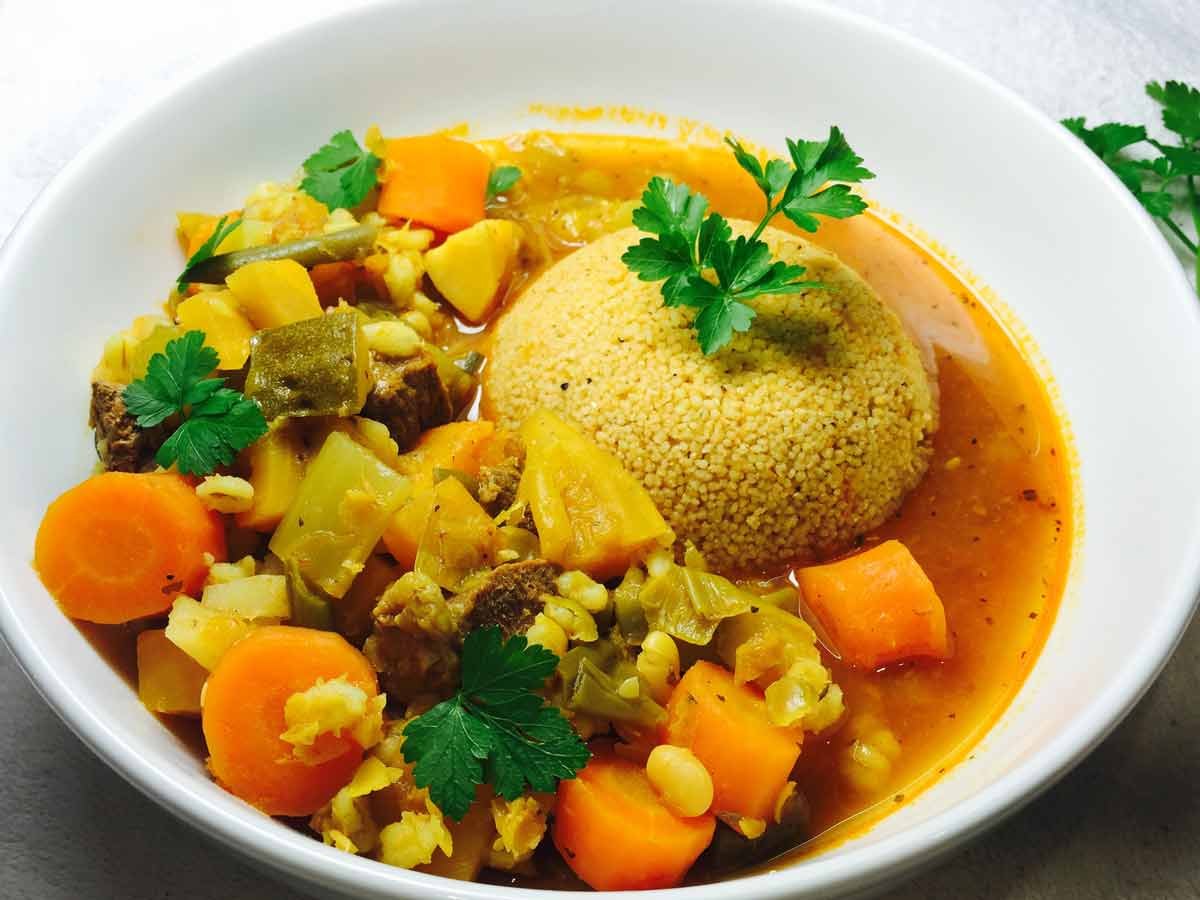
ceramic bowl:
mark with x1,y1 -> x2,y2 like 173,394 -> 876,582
2,1 -> 1199,897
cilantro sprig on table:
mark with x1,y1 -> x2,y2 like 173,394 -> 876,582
177,215 -> 241,292
122,331 -> 268,476
621,126 -> 874,354
300,130 -> 382,211
1064,80 -> 1200,294
402,626 -> 590,820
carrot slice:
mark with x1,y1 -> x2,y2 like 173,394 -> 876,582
377,135 -> 490,233
553,749 -> 715,890
202,626 -> 378,816
34,472 -> 225,624
795,539 -> 951,669
664,661 -> 801,821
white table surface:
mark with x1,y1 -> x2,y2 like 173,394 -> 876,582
3,1 -> 1198,898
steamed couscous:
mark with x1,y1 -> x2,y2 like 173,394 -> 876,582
485,222 -> 937,573
32,127 -> 1072,890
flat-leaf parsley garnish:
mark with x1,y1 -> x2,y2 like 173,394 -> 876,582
1064,80 -> 1200,294
401,626 -> 590,820
485,165 -> 522,202
300,129 -> 382,211
177,215 -> 241,292
122,331 -> 268,476
622,126 -> 874,354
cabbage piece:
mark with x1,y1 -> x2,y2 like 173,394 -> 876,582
639,562 -> 755,645
558,643 -> 665,727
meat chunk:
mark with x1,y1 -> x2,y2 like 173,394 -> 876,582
363,560 -> 560,703
476,456 -> 523,516
90,380 -> 165,472
459,559 -> 559,636
361,352 -> 452,451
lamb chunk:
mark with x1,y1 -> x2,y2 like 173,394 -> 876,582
361,352 -> 452,451
364,561 -> 558,703
476,456 -> 523,516
363,571 -> 468,703
90,380 -> 165,472
459,559 -> 560,637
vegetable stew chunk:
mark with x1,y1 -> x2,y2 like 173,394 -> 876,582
362,352 -> 452,451
90,380 -> 165,472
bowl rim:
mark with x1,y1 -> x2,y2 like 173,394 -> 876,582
3,1 -> 1199,897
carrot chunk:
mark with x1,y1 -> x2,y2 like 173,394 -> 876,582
553,749 -> 715,890
377,135 -> 490,233
34,472 -> 225,624
202,626 -> 378,816
795,539 -> 951,669
664,661 -> 801,821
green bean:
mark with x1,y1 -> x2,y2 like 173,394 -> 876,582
180,224 -> 379,284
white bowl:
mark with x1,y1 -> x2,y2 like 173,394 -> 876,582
2,1 -> 1198,897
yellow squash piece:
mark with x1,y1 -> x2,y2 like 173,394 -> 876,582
423,219 -> 518,323
164,596 -> 258,671
136,629 -> 208,715
415,476 -> 498,590
236,421 -> 307,532
518,410 -> 673,579
226,258 -> 323,329
269,431 -> 411,598
175,290 -> 255,370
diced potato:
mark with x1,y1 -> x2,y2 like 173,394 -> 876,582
136,629 -> 208,715
414,476 -> 497,590
423,219 -> 518,323
518,410 -> 673,580
245,311 -> 371,420
202,574 -> 290,620
226,258 -> 323,329
164,595 -> 257,670
236,421 -> 307,532
270,431 -> 411,598
175,291 -> 255,370
130,324 -> 184,380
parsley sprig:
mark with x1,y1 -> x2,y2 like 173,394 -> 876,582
300,130 -> 382,212
486,165 -> 522,203
1064,80 -> 1200,293
622,127 -> 874,354
178,215 -> 241,292
122,331 -> 268,476
402,627 -> 590,820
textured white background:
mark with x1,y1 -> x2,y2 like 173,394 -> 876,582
2,1 -> 1198,898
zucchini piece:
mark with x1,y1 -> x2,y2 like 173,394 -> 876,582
269,430 -> 410,598
285,559 -> 335,630
180,224 -> 379,284
245,311 -> 370,420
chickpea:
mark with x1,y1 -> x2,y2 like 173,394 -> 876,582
637,630 -> 680,703
646,745 -> 714,818
525,613 -> 568,657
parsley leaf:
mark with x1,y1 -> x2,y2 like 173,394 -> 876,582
1064,80 -> 1200,294
622,128 -> 871,354
300,130 -> 382,211
177,215 -> 241,292
485,165 -> 522,202
122,330 -> 268,476
402,627 -> 590,820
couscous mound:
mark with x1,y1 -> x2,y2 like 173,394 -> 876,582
484,222 -> 937,572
